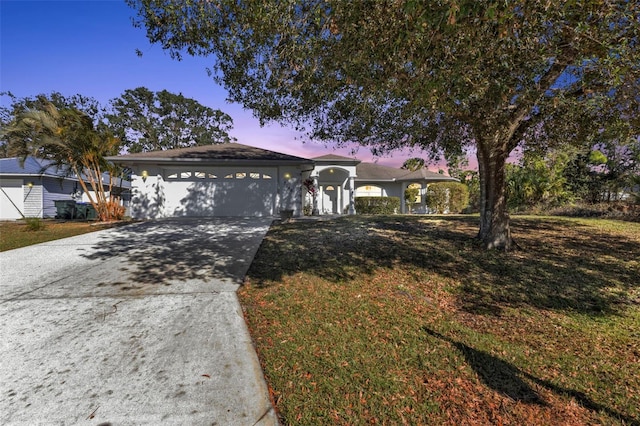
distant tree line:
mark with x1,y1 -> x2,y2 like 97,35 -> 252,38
454,140 -> 639,214
504,144 -> 639,211
403,146 -> 639,216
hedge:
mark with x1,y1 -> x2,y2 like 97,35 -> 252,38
355,196 -> 400,214
426,182 -> 469,213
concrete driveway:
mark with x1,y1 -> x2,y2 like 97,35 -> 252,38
0,218 -> 278,425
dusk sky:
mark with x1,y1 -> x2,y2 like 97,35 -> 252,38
1,0 -> 451,169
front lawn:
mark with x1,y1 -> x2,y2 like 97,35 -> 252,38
239,215 -> 640,425
0,220 -> 118,251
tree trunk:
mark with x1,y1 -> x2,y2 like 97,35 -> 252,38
476,139 -> 513,250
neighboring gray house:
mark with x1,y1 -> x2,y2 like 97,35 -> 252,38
0,157 -> 129,220
108,143 -> 457,220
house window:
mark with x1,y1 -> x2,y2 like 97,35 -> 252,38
166,169 -> 272,180
356,185 -> 383,197
167,170 -> 218,180
325,185 -> 335,191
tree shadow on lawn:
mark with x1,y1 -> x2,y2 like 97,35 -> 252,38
423,327 -> 640,425
456,216 -> 640,315
247,215 -> 640,316
80,218 -> 268,288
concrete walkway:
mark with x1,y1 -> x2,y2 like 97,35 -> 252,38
0,218 -> 278,425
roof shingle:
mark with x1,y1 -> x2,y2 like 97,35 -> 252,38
108,143 -> 314,164
0,157 -> 68,177
356,162 -> 457,182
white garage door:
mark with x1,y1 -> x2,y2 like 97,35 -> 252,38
162,168 -> 277,217
0,179 -> 24,220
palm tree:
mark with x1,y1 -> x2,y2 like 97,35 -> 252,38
2,101 -> 123,221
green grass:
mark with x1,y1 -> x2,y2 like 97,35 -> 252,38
239,215 -> 640,425
0,220 -> 119,251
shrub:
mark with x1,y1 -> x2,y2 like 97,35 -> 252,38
23,217 -> 46,232
355,197 -> 400,214
404,186 -> 420,212
97,200 -> 126,221
426,182 -> 469,213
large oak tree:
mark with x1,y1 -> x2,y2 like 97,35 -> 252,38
105,87 -> 235,153
127,0 -> 639,249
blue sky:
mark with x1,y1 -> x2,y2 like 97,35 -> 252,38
1,0 -> 438,168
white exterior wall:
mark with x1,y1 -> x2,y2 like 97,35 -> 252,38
1,177 -> 77,220
0,179 -> 24,220
23,182 -> 43,218
278,166 -> 305,216
382,184 -> 403,199
130,170 -> 164,219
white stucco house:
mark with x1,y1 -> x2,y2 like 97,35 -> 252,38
0,157 -> 129,220
108,142 -> 457,220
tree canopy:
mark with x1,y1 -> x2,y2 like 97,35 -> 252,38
1,91 -> 104,157
105,87 -> 235,153
401,158 -> 426,172
128,0 -> 639,249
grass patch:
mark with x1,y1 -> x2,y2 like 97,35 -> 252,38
0,220 -> 120,251
239,215 -> 640,425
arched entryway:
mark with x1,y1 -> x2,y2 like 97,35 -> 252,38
308,157 -> 359,215
318,167 -> 349,214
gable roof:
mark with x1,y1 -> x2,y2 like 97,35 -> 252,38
313,153 -> 360,167
396,167 -> 458,182
108,143 -> 314,166
356,162 -> 407,180
105,142 -> 457,183
313,154 -> 355,161
0,157 -> 71,178
0,157 -> 130,188
356,162 -> 457,182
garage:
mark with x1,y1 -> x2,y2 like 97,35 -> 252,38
0,179 -> 24,220
162,167 -> 277,217
108,143 -> 314,219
